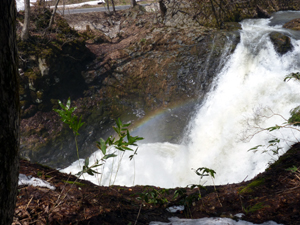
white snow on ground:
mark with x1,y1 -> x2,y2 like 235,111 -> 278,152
16,0 -> 35,11
18,174 -> 56,190
150,217 -> 283,225
16,0 -> 105,11
54,0 -> 105,9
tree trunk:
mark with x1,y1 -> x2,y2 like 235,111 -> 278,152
38,0 -> 45,6
111,0 -> 116,13
0,0 -> 20,224
21,0 -> 30,41
105,0 -> 110,13
62,0 -> 65,16
158,0 -> 167,19
47,0 -> 60,30
130,0 -> 137,7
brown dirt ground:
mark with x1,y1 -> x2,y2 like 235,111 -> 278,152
14,143 -> 300,225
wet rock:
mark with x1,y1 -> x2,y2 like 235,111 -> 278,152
283,18 -> 300,30
269,32 -> 293,55
144,2 -> 159,12
222,22 -> 242,31
256,5 -> 270,18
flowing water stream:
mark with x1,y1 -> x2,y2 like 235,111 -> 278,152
62,13 -> 300,188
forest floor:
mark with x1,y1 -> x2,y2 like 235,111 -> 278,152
14,143 -> 300,224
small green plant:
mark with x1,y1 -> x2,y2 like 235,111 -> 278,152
54,98 -> 143,185
238,178 -> 265,194
288,106 -> 300,126
173,187 -> 201,217
53,97 -> 84,160
193,167 -> 222,207
286,166 -> 300,181
194,167 -> 216,179
284,72 -> 300,82
242,202 -> 268,214
286,165 -> 298,173
63,180 -> 86,187
37,171 -> 43,177
248,138 -> 283,163
136,187 -> 170,206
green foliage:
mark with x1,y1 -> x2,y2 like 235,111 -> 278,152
284,73 -> 300,126
53,98 -> 84,159
54,98 -> 143,184
53,98 -> 84,136
97,118 -> 143,154
286,165 -> 298,173
193,167 -> 222,207
238,178 -> 265,194
266,125 -> 281,132
248,138 -> 282,157
194,167 -> 216,179
36,171 -> 43,177
173,187 -> 202,209
284,72 -> 300,82
243,202 -> 268,214
63,180 -> 86,187
77,157 -> 102,176
288,106 -> 300,126
136,187 -> 169,206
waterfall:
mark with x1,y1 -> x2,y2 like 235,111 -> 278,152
61,15 -> 300,188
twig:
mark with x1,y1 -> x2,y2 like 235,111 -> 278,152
134,203 -> 143,225
25,196 -> 34,210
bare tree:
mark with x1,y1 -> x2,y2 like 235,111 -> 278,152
158,0 -> 167,18
0,0 -> 20,224
105,0 -> 110,13
130,0 -> 137,7
111,0 -> 116,13
21,0 -> 30,41
48,0 -> 60,30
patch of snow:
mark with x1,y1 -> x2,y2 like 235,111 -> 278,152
166,205 -> 184,213
15,0 -> 104,11
18,174 -> 56,190
53,0 -> 105,9
16,0 -> 32,11
235,213 -> 245,218
149,217 -> 284,225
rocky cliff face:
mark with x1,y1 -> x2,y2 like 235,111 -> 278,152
162,0 -> 300,28
17,9 -> 95,119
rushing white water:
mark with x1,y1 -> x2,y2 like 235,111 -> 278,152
61,17 -> 300,188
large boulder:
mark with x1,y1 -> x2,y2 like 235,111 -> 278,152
269,32 -> 293,55
283,18 -> 300,30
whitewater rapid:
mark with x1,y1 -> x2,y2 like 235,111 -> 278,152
61,17 -> 300,188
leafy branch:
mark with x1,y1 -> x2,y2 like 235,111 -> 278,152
54,98 -> 143,185
53,97 -> 84,159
